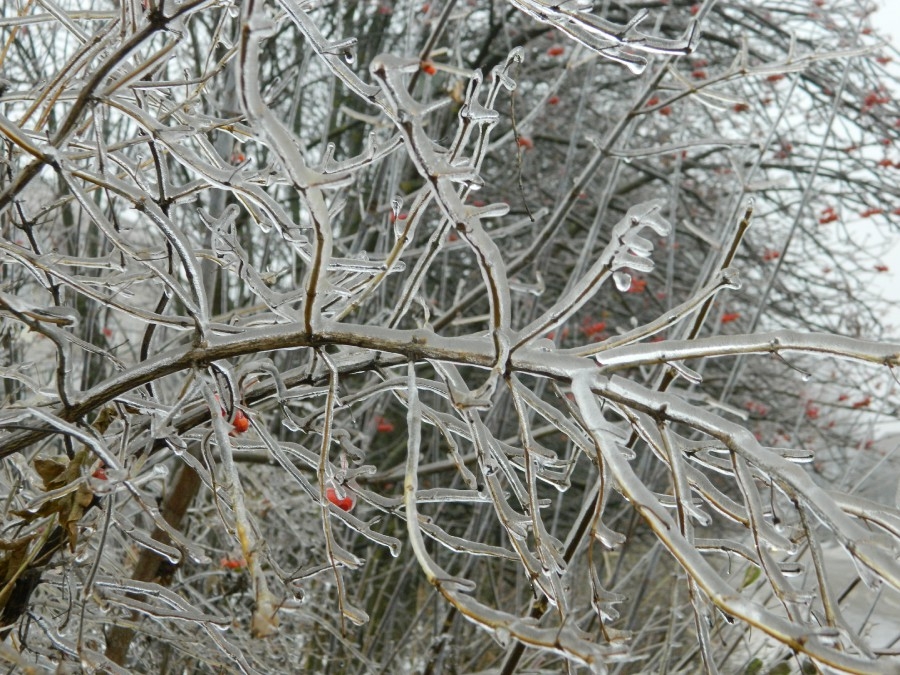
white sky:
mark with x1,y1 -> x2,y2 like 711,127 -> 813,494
877,2 -> 900,37
874,2 -> 900,337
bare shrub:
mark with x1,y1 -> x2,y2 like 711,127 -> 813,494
2,1 -> 899,673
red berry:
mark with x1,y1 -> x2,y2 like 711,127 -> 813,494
627,278 -> 646,294
818,207 -> 838,225
581,319 -> 607,338
421,61 -> 437,76
231,409 -> 250,434
546,46 -> 565,57
326,487 -> 354,511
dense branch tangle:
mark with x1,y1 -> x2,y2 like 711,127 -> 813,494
1,1 -> 900,674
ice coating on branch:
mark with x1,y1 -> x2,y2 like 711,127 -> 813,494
508,0 -> 697,74
5,1 -> 900,671
610,199 -> 670,271
568,373 -> 900,672
515,199 -> 670,346
371,49 -> 513,386
493,47 -> 524,91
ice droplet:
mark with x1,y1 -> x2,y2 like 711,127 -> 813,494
721,267 -> 742,289
508,46 -> 524,64
89,477 -> 116,496
778,561 -> 803,577
613,271 -> 632,292
811,627 -> 841,648
281,415 -> 300,432
390,195 -> 403,218
850,553 -> 882,591
493,626 -> 511,647
343,603 -> 369,625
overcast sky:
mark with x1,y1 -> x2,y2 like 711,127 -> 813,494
874,2 -> 900,337
877,1 -> 900,38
